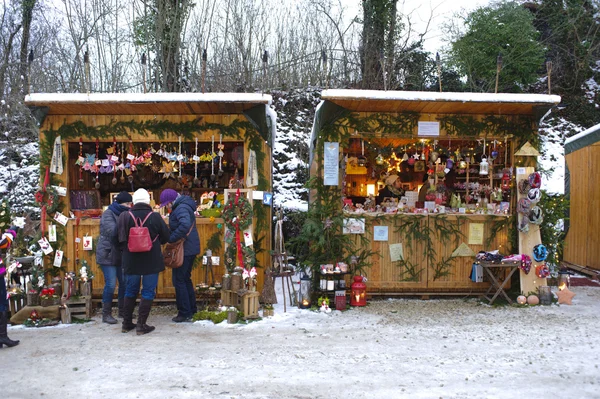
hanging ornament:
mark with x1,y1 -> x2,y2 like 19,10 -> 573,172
357,140 -> 367,167
218,134 -> 225,177
111,137 -> 118,185
193,137 -> 200,187
491,140 -> 499,160
375,154 -> 384,165
77,138 -> 84,187
479,155 -> 489,175
210,135 -> 216,185
95,138 -> 100,189
401,147 -> 409,162
119,142 -> 126,183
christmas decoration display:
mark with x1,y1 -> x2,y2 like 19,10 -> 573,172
223,190 -> 256,283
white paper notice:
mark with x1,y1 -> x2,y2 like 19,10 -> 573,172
243,229 -> 253,246
53,250 -> 63,267
418,121 -> 440,136
389,243 -> 404,262
373,226 -> 389,242
48,225 -> 57,242
82,235 -> 94,251
323,142 -> 339,186
38,237 -> 53,255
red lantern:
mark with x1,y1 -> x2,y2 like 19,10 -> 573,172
350,275 -> 367,307
501,172 -> 511,190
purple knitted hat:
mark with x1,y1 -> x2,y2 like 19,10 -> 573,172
160,189 -> 178,206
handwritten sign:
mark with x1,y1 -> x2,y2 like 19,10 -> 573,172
468,223 -> 484,245
389,243 -> 404,262
323,142 -> 339,186
373,226 -> 389,242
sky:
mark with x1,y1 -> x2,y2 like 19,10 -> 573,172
346,0 -> 492,54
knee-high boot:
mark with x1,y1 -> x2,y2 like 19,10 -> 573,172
136,298 -> 155,335
102,301 -> 117,324
0,311 -> 19,348
121,297 -> 136,333
117,297 -> 125,318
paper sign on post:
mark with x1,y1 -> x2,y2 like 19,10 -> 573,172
468,223 -> 484,245
51,185 -> 67,196
53,250 -> 63,267
48,224 -> 57,242
38,237 -> 53,255
323,142 -> 339,186
389,243 -> 404,262
373,226 -> 389,242
82,235 -> 93,251
53,212 -> 69,226
243,229 -> 253,246
202,256 -> 220,265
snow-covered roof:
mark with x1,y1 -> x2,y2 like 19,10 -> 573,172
24,92 -> 272,115
321,89 -> 561,116
564,122 -> 600,154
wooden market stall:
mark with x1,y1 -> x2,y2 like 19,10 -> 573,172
307,89 -> 560,297
25,92 -> 275,300
563,123 -> 600,276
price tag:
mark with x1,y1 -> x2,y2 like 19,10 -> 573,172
82,235 -> 93,251
53,250 -> 64,267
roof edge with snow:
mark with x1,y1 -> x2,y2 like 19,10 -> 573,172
564,123 -> 600,155
24,92 -> 272,105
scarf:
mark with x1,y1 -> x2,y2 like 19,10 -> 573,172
387,185 -> 405,197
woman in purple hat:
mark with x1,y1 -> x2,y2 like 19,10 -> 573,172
160,189 -> 200,322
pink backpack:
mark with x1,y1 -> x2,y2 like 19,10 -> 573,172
127,211 -> 157,252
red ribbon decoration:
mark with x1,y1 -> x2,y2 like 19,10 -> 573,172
41,167 -> 50,236
234,189 -> 244,270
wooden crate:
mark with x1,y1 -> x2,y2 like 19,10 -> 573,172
63,296 -> 92,319
241,291 -> 260,320
9,295 -> 25,316
220,290 -> 239,307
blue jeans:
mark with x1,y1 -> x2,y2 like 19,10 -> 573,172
125,273 -> 158,301
172,255 -> 197,317
100,265 -> 126,304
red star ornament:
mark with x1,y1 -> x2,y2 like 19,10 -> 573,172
556,287 -> 576,305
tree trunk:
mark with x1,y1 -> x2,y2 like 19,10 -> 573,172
18,0 -> 36,96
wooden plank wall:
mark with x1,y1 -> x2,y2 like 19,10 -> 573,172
40,113 -> 272,298
348,215 -> 510,295
565,143 -> 600,270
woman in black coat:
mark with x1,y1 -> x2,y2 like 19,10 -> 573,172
117,189 -> 170,335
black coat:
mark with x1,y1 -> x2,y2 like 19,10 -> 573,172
116,203 -> 170,275
167,195 -> 200,256
377,185 -> 405,205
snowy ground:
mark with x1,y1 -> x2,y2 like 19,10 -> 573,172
4,284 -> 600,399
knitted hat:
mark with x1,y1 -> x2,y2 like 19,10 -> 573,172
385,175 -> 399,186
517,198 -> 532,215
159,189 -> 178,206
529,206 -> 543,225
528,172 -> 542,189
533,244 -> 548,262
115,191 -> 133,204
518,216 -> 530,233
527,188 -> 541,204
518,179 -> 531,195
132,188 -> 151,205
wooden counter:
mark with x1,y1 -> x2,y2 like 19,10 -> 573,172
65,217 -> 227,299
344,212 -> 512,296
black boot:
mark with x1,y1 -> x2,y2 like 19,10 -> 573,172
121,297 -> 136,333
0,311 -> 19,348
102,301 -> 117,324
117,298 -> 124,318
136,298 -> 155,335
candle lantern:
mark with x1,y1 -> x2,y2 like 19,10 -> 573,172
350,275 -> 367,307
538,285 -> 552,305
558,270 -> 571,289
501,172 -> 511,190
479,155 -> 489,175
298,273 -> 312,309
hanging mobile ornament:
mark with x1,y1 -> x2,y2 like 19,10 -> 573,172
210,135 -> 216,186
193,137 -> 200,187
111,137 -> 118,185
402,145 -> 409,162
119,142 -> 126,183
504,136 -> 508,166
78,138 -> 84,187
128,139 -> 135,186
479,137 -> 489,175
357,139 -> 366,167
491,139 -> 499,160
94,138 -> 100,189
178,135 -> 183,182
217,134 -> 224,177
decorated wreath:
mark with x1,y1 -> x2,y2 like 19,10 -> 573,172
34,185 -> 60,214
222,194 -> 253,231
224,242 -> 256,272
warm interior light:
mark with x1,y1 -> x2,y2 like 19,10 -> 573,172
367,184 -> 376,196
558,283 -> 566,291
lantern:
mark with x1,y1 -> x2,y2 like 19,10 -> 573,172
298,273 -> 312,309
350,275 -> 367,306
517,295 -> 527,305
558,270 -> 571,289
538,286 -> 552,305
501,172 -> 511,190
479,155 -> 489,175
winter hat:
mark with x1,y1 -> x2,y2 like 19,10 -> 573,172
529,206 -> 543,225
518,179 -> 531,195
528,172 -> 542,189
533,244 -> 548,262
518,216 -> 530,233
160,189 -> 179,207
132,188 -> 151,205
527,188 -> 541,204
517,198 -> 532,215
115,191 -> 133,204
385,175 -> 399,186
535,264 -> 551,278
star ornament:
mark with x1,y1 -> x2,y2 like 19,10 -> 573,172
158,161 -> 178,179
556,287 -> 576,305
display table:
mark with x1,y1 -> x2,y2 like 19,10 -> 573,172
479,261 -> 520,304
